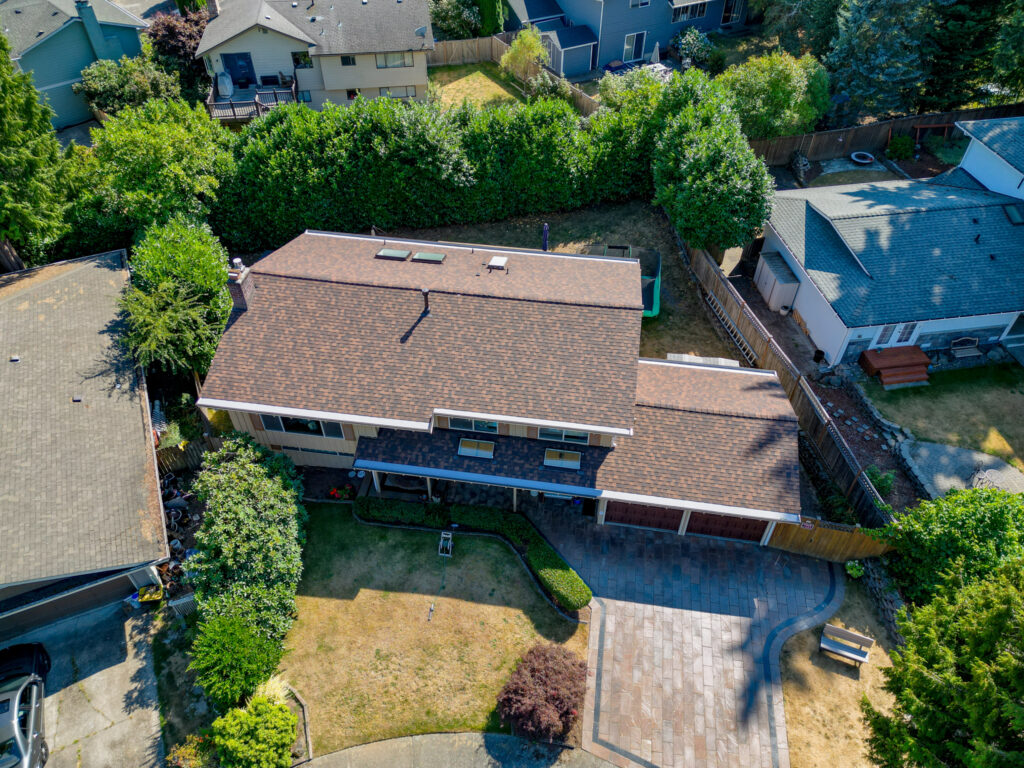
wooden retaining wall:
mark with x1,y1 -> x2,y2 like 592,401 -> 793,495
769,520 -> 891,562
688,247 -> 893,530
427,34 -> 600,116
748,102 -> 1024,165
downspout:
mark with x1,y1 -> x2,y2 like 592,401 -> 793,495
595,0 -> 604,70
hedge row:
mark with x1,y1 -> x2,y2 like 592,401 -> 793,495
354,497 -> 593,611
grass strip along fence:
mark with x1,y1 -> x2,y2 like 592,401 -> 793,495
354,497 -> 592,612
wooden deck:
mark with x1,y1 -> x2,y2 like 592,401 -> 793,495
205,86 -> 295,122
860,346 -> 931,388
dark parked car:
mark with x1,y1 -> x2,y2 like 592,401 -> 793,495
0,644 -> 50,768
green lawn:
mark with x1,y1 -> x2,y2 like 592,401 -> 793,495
709,29 -> 780,68
428,62 -> 522,110
864,364 -> 1024,472
280,504 -> 588,753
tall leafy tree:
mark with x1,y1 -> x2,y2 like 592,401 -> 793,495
653,70 -> 773,250
755,0 -> 844,57
827,0 -> 928,123
0,31 -> 65,271
993,0 -> 1024,99
862,557 -> 1024,767
499,25 -> 548,82
147,10 -> 211,103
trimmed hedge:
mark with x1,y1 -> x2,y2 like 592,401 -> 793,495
354,497 -> 592,611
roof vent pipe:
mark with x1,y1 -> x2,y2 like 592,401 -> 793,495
421,288 -> 430,315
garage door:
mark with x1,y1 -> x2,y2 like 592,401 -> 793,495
605,501 -> 683,531
686,511 -> 768,542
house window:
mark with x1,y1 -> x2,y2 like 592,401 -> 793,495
672,2 -> 707,22
449,418 -> 499,433
376,52 -> 414,68
449,417 -> 474,431
291,51 -> 313,69
282,417 -> 323,436
458,439 -> 494,459
876,324 -> 897,345
720,0 -> 741,24
622,31 -> 646,62
629,0 -> 650,7
322,421 -> 344,438
544,449 -> 581,469
380,85 -> 416,98
297,90 -> 312,102
340,55 -> 357,66
347,89 -> 359,100
538,427 -> 589,445
261,414 -> 284,431
897,322 -> 918,343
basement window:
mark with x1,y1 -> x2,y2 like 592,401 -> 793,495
458,439 -> 494,459
544,449 -> 581,470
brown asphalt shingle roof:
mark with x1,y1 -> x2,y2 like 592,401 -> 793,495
0,253 -> 166,588
201,233 -> 642,430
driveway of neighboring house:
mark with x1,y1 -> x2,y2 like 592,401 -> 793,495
526,508 -> 842,768
7,602 -> 163,768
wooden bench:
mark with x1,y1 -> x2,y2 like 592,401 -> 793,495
820,624 -> 874,666
950,337 -> 982,359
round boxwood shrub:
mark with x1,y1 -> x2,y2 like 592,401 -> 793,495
497,644 -> 586,741
211,696 -> 296,768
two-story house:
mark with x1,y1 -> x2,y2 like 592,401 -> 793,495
507,0 -> 745,77
197,232 -> 802,545
195,0 -> 433,109
0,0 -> 146,128
753,115 -> 1024,368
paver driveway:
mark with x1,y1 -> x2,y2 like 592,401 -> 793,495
526,508 -> 842,768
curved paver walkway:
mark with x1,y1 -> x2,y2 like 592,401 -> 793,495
308,733 -> 616,768
905,440 -> 1024,497
525,507 -> 844,768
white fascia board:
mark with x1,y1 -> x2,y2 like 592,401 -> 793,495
598,490 -> 801,523
433,408 -> 633,436
559,40 -> 597,51
196,397 -> 432,432
353,460 -> 602,497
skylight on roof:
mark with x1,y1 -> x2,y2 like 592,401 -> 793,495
412,251 -> 446,264
1005,204 -> 1024,226
376,248 -> 411,260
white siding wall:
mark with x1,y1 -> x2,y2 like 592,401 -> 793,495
225,409 -> 379,468
763,227 -> 851,364
960,140 -> 1024,201
315,51 -> 428,105
207,28 -> 310,83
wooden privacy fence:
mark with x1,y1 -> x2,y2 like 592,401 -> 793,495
748,102 -> 1024,165
688,248 -> 893,529
769,520 -> 891,563
427,34 -> 600,116
156,440 -> 207,475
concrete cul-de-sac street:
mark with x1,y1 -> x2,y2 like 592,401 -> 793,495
526,508 -> 843,768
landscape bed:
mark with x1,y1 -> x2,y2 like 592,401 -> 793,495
281,503 -> 589,753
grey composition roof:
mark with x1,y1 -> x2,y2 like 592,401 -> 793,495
770,180 -> 1024,327
957,116 -> 1024,175
0,253 -> 166,588
505,0 -> 563,23
197,0 -> 432,57
543,23 -> 596,49
760,251 -> 798,285
1,0 -> 144,56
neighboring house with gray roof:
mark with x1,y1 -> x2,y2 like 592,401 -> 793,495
756,117 -> 1024,367
958,116 -> 1024,201
0,252 -> 166,641
195,0 -> 432,111
0,0 -> 145,127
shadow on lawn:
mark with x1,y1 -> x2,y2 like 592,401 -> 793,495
296,504 -> 581,644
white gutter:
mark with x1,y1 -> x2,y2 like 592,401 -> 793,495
196,397 -> 432,432
637,358 -> 778,377
433,408 -> 633,436
598,490 -> 800,523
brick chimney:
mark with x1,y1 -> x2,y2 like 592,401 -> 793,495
228,258 -> 254,311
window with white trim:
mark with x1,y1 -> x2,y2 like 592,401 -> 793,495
897,322 -> 918,343
291,51 -> 313,69
376,52 -> 414,68
544,449 -> 581,469
458,439 -> 494,459
672,1 -> 707,22
449,418 -> 498,433
380,85 -> 416,99
876,324 -> 897,345
623,31 -> 646,61
538,427 -> 589,445
322,421 -> 345,438
629,0 -> 650,8
261,415 -> 325,436
340,55 -> 356,66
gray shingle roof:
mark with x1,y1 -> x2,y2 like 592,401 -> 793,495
506,0 -> 563,23
769,180 -> 1024,327
1,0 -> 144,57
541,22 -> 596,49
196,0 -> 432,57
0,253 -> 166,588
957,116 -> 1024,175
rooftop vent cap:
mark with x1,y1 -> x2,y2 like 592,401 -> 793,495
71,394 -> 83,403
9,355 -> 19,363
232,257 -> 244,269
487,255 -> 508,271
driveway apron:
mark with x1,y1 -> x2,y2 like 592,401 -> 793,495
526,508 -> 842,768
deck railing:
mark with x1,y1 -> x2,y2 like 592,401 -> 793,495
204,80 -> 298,122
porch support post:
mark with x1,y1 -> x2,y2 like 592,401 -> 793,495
677,509 -> 691,536
371,470 -> 381,495
597,498 -> 607,525
513,487 -> 518,513
759,520 -> 777,547
426,476 -> 432,500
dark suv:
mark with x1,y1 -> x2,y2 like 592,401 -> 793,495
0,644 -> 50,768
